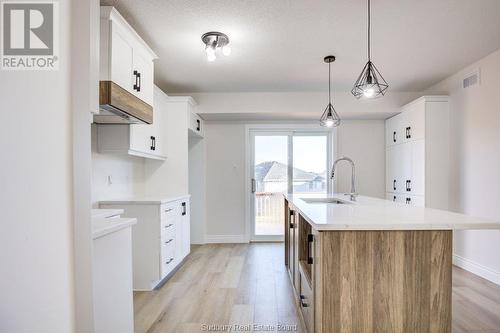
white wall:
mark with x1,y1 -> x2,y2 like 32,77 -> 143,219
203,120 -> 386,241
91,125 -> 146,206
205,122 -> 247,240
424,49 -> 500,283
0,1 -> 76,332
189,135 -> 207,244
335,120 -> 386,198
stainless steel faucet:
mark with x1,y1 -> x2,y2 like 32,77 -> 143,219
331,157 -> 357,201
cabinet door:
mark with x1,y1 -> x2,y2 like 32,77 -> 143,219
110,26 -> 134,93
385,115 -> 402,147
288,211 -> 296,285
402,101 -> 425,143
410,140 -> 425,196
181,200 -> 191,258
132,48 -> 154,106
129,123 -> 154,155
403,195 -> 425,207
189,112 -> 204,137
386,147 -> 396,193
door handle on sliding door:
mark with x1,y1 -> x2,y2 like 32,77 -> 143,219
251,178 -> 256,193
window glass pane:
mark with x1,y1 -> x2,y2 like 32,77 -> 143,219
292,135 -> 327,194
254,135 -> 288,236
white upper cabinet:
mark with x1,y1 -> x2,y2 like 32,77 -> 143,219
98,86 -> 168,160
100,6 -> 157,106
189,112 -> 204,138
385,96 -> 449,209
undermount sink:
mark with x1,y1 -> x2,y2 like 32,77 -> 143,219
300,197 -> 351,204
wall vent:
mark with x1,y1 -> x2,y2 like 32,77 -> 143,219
463,69 -> 480,89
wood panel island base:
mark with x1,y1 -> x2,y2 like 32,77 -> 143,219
283,194 -> 500,333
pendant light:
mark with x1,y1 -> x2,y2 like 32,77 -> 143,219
320,55 -> 341,128
351,0 -> 388,99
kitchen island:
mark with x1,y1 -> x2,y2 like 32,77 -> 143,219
283,193 -> 500,333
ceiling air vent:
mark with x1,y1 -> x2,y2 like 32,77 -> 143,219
463,69 -> 480,89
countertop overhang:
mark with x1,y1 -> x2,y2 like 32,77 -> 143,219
284,193 -> 500,231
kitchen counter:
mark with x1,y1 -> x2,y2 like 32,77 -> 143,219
91,208 -> 124,219
284,193 -> 500,231
92,217 -> 136,240
99,194 -> 190,205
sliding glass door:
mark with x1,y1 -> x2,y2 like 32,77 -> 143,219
250,130 -> 331,241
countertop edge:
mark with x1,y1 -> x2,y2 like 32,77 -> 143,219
92,217 -> 137,240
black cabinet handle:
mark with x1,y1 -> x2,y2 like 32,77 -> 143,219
407,126 -> 411,139
300,295 -> 309,307
137,72 -> 141,92
289,211 -> 294,228
165,239 -> 173,244
150,136 -> 155,151
181,202 -> 186,216
133,70 -> 139,91
393,195 -> 396,202
166,258 -> 174,264
407,180 -> 411,192
393,179 -> 396,191
196,119 -> 201,131
307,234 -> 314,264
164,223 -> 173,229
393,131 -> 396,143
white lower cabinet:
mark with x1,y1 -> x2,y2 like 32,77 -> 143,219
100,196 -> 191,290
386,193 -> 425,207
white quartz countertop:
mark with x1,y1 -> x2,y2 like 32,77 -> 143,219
284,193 -> 500,231
99,194 -> 190,205
91,208 -> 124,219
92,217 -> 137,240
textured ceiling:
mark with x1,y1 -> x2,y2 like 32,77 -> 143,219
102,0 -> 500,94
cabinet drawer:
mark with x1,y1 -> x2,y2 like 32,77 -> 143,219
161,239 -> 175,265
161,222 -> 175,241
299,271 -> 314,333
161,243 -> 175,278
161,204 -> 177,222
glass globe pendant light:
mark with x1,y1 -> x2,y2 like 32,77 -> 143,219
320,55 -> 341,128
351,0 -> 388,99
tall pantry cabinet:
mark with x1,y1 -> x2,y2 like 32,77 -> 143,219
385,96 -> 449,209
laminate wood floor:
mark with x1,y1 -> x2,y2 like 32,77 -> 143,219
134,243 -> 500,333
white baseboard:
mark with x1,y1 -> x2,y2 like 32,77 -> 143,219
453,254 -> 500,285
204,234 -> 248,244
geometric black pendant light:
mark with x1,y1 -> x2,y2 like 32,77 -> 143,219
351,0 -> 388,99
320,55 -> 341,127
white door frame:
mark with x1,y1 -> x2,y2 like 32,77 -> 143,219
245,124 -> 335,242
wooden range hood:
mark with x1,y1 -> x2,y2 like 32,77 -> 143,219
94,81 -> 153,124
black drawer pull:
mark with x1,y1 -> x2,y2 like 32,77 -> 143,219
307,234 -> 314,264
165,239 -> 173,244
393,195 -> 396,202
164,208 -> 173,213
164,223 -> 173,229
300,295 -> 309,307
181,202 -> 186,216
393,131 -> 396,143
196,119 -> 201,131
393,179 -> 396,191
166,258 -> 174,264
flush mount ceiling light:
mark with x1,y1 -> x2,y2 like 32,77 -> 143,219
351,0 -> 389,99
201,31 -> 231,62
320,55 -> 341,128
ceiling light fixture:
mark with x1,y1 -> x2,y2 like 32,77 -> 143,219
320,55 -> 341,128
201,31 -> 231,62
351,0 -> 388,99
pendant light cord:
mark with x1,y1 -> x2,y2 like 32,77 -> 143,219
328,62 -> 331,104
367,0 -> 371,61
